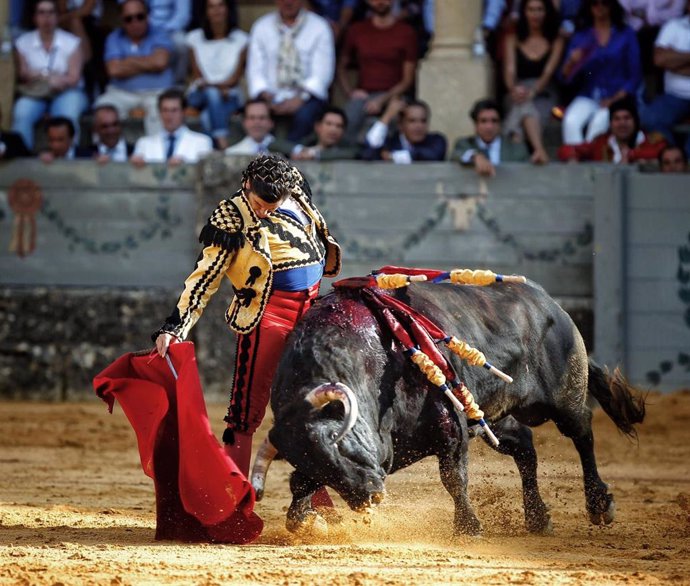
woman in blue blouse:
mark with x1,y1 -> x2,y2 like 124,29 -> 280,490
560,0 -> 642,144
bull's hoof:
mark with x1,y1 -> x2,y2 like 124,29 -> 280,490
589,500 -> 616,526
286,509 -> 329,537
453,517 -> 483,537
315,506 -> 343,525
525,505 -> 553,535
526,517 -> 554,535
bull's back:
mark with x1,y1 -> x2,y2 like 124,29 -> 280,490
400,281 -> 583,420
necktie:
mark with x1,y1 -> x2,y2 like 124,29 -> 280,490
166,134 -> 176,160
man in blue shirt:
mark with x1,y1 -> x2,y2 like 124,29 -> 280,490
146,0 -> 191,84
94,0 -> 174,135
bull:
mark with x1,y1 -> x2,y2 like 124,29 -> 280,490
253,279 -> 645,536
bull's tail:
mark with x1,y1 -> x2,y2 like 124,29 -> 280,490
587,361 -> 646,438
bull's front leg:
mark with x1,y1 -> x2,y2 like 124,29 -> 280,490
285,471 -> 329,536
438,444 -> 482,536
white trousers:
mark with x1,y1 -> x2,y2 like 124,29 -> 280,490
562,96 -> 611,144
94,86 -> 163,136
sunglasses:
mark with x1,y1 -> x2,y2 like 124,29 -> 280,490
98,121 -> 121,129
123,13 -> 146,23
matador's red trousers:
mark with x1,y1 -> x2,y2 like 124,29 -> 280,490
224,283 -> 320,439
223,282 -> 334,508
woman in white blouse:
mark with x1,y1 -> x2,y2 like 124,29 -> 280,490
12,0 -> 88,151
186,0 -> 247,150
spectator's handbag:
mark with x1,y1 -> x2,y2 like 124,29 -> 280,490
17,78 -> 56,99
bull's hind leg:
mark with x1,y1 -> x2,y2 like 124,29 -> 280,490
483,416 -> 552,534
555,413 -> 615,526
554,332 -> 615,526
438,441 -> 483,536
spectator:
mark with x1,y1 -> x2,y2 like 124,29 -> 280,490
362,97 -> 447,162
225,99 -> 294,155
510,1 -> 583,35
396,0 -> 434,58
503,0 -> 564,164
618,1 -> 685,98
618,0 -> 685,31
640,3 -> 690,158
246,0 -> 335,142
56,1 -> 102,61
38,116 -> 91,163
658,144 -> 688,172
186,0 -> 248,150
89,104 -> 134,163
130,88 -> 213,166
12,0 -> 88,151
308,0 -> 360,41
451,98 -> 530,176
558,96 -> 667,163
57,0 -> 106,99
0,104 -> 31,160
146,0 -> 192,84
95,0 -> 174,136
292,106 -> 359,159
338,0 -> 417,145
559,0 -> 642,145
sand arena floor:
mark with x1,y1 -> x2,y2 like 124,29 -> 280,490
1,391 -> 689,585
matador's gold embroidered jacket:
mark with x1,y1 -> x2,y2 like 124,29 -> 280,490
156,175 -> 341,337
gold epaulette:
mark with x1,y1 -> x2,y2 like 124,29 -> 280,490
199,198 -> 245,252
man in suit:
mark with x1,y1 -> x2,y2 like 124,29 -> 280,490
38,116 -> 92,164
0,104 -> 31,160
361,97 -> 447,163
90,104 -> 134,164
292,106 -> 359,160
131,88 -> 213,167
451,98 -> 530,176
225,99 -> 294,157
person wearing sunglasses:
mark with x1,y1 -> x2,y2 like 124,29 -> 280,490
94,0 -> 174,137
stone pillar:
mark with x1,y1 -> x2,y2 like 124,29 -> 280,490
0,2 -> 14,131
418,0 -> 492,150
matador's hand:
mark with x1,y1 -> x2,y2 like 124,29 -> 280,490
155,333 -> 179,357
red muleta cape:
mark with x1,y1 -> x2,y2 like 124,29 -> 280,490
92,342 -> 263,544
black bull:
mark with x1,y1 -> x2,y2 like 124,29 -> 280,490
260,280 -> 646,535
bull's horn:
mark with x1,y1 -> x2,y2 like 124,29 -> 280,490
305,382 -> 359,445
250,437 -> 278,501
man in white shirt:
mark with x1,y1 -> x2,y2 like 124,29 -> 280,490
641,3 -> 690,159
246,0 -> 335,142
131,88 -> 213,166
225,99 -> 293,156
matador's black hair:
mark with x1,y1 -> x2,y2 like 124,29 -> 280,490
242,155 -> 291,203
